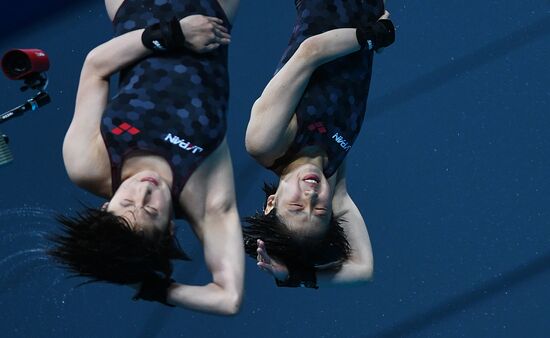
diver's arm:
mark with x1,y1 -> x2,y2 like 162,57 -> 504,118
217,0 -> 240,23
166,206 -> 244,315
315,195 -> 374,285
166,141 -> 244,315
83,16 -> 230,79
62,53 -> 111,193
316,162 -> 374,285
62,29 -> 159,192
246,28 -> 362,167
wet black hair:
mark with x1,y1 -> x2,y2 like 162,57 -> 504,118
48,207 -> 189,286
243,183 -> 351,271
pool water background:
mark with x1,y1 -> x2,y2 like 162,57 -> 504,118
0,1 -> 549,337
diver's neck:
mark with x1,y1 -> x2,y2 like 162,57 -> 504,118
280,147 -> 339,194
121,154 -> 174,188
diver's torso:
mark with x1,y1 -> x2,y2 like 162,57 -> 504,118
269,0 -> 384,178
100,0 -> 231,199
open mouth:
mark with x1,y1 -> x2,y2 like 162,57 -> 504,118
302,174 -> 320,185
141,177 -> 159,186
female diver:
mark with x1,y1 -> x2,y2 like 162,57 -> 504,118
49,0 -> 244,315
243,0 -> 395,288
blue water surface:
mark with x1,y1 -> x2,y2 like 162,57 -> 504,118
1,1 -> 549,337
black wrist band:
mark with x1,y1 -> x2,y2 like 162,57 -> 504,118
275,266 -> 318,289
141,17 -> 186,52
133,274 -> 175,307
356,19 -> 395,51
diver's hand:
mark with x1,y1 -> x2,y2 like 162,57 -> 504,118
256,239 -> 289,282
179,15 -> 231,53
376,10 -> 391,54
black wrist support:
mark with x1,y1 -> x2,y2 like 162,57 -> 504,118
356,19 -> 395,51
141,17 -> 186,52
133,274 -> 175,307
275,265 -> 318,289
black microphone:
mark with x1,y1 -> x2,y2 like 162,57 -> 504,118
0,92 -> 51,124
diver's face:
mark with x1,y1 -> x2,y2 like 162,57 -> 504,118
265,164 -> 332,237
107,171 -> 173,236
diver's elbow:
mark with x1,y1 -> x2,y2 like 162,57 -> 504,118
219,290 -> 242,316
363,265 -> 374,282
244,132 -> 261,157
355,263 -> 374,283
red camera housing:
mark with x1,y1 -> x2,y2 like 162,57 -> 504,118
1,49 -> 50,80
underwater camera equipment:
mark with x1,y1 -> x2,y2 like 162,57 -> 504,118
0,49 -> 51,166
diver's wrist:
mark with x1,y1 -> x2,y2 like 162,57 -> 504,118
141,17 -> 186,52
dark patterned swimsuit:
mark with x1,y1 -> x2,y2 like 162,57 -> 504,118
101,0 -> 230,216
269,0 -> 385,178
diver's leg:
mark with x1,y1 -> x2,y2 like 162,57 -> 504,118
246,28 -> 361,155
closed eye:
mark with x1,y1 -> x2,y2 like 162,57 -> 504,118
145,206 -> 159,217
121,200 -> 158,218
121,199 -> 134,207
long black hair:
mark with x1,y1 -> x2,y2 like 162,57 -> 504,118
48,207 -> 189,286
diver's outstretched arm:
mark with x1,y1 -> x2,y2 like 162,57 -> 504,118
165,140 -> 244,315
245,28 -> 362,167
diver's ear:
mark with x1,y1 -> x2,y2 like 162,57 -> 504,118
101,202 -> 109,211
264,195 -> 276,215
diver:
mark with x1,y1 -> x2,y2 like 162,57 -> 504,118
48,0 -> 244,315
243,0 -> 395,288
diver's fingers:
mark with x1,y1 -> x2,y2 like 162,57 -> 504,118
256,245 -> 265,263
218,37 -> 231,45
214,28 -> 231,40
257,239 -> 266,251
212,22 -> 229,35
256,247 -> 271,264
257,240 -> 272,263
209,17 -> 226,28
257,262 -> 272,273
207,32 -> 229,46
202,42 -> 221,52
214,29 -> 231,41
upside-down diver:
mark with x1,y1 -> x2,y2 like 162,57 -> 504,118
49,0 -> 244,315
243,0 -> 395,289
